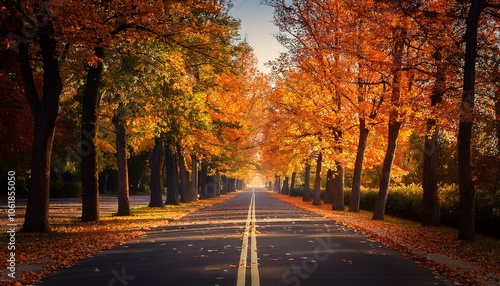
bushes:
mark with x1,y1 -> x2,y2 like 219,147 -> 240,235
50,181 -> 82,198
280,182 -> 500,237
343,184 -> 500,238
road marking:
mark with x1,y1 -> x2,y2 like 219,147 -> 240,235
237,190 -> 260,286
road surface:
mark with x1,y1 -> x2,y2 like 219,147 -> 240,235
39,189 -> 453,286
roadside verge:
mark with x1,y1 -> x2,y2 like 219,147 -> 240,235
269,192 -> 500,286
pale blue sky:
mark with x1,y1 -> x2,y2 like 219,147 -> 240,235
229,0 -> 287,73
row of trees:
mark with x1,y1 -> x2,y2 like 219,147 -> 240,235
260,0 -> 500,241
1,0 -> 267,232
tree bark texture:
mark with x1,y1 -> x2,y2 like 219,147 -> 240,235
332,161 -> 345,211
81,47 -> 104,222
200,163 -> 208,199
290,172 -> 296,196
324,169 -> 334,204
422,48 -> 445,226
457,0 -> 485,241
495,83 -> 500,192
190,154 -> 198,201
303,164 -> 311,202
20,19 -> 62,232
349,118 -> 369,212
149,137 -> 164,207
177,145 -> 190,203
312,153 -> 322,206
282,176 -> 289,195
112,113 -> 130,216
165,145 -> 179,205
373,28 -> 405,220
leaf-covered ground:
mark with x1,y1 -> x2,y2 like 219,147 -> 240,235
0,194 -> 237,286
270,192 -> 500,286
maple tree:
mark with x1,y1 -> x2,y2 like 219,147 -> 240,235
263,0 -> 500,241
454,0 -> 500,240
1,0 -> 63,231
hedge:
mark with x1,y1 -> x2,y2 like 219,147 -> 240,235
286,184 -> 500,238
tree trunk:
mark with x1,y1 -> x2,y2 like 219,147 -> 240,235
81,47 -> 104,222
190,154 -> 198,201
373,122 -> 402,220
373,28 -> 404,220
165,145 -> 179,205
178,145 -> 189,203
349,118 -> 369,212
215,171 -> 221,196
112,112 -> 130,216
303,164 -> 311,202
422,123 -> 440,225
457,0 -> 485,241
200,162 -> 208,199
332,161 -> 345,210
312,153 -> 322,206
324,169 -> 334,204
495,84 -> 500,192
149,137 -> 164,207
422,48 -> 445,226
274,175 -> 280,193
290,172 -> 296,196
205,175 -> 215,198
282,176 -> 289,195
19,19 -> 62,232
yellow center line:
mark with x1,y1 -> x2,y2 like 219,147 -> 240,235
236,190 -> 260,286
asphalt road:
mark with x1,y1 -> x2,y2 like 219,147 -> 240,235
39,189 -> 453,286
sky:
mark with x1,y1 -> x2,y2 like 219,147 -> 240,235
229,0 -> 287,74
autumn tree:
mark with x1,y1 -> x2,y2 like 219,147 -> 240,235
455,0 -> 500,240
1,0 -> 63,231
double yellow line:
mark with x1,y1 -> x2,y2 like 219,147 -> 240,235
237,190 -> 260,286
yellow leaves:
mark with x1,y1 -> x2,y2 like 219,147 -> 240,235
97,139 -> 116,154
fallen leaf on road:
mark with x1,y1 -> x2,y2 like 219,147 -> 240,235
270,258 -> 282,261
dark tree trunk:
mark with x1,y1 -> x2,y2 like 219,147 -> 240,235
312,153 -> 322,206
324,169 -> 334,204
149,137 -> 164,207
190,154 -> 198,201
457,0 -> 485,241
373,28 -> 404,220
20,19 -> 62,232
303,164 -> 311,202
232,178 -> 236,192
349,118 -> 369,212
215,172 -> 221,196
332,130 -> 345,210
282,176 -> 289,195
165,145 -> 179,205
274,175 -> 280,193
373,121 -> 402,220
422,48 -> 445,226
290,172 -> 296,196
422,123 -> 440,225
112,112 -> 130,216
205,175 -> 215,198
495,85 -> 500,192
332,161 -> 345,210
178,145 -> 190,203
200,163 -> 208,199
81,47 -> 104,222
